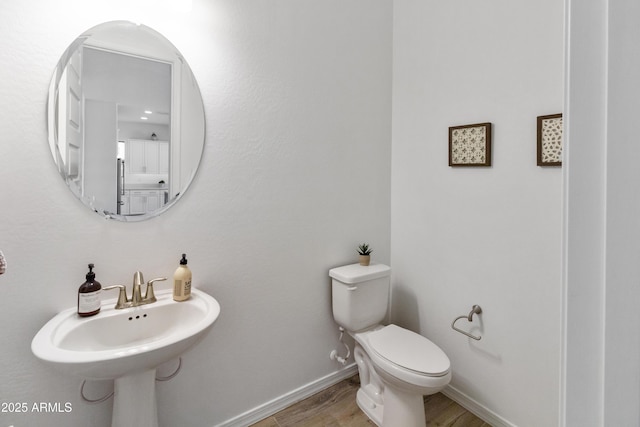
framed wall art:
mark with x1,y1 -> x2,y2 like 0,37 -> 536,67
537,113 -> 563,166
449,122 -> 492,167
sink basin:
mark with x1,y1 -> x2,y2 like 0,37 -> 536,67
32,288 -> 220,380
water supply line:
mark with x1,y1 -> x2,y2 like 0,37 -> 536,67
80,380 -> 114,404
329,326 -> 351,365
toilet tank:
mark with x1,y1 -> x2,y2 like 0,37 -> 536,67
329,263 -> 391,332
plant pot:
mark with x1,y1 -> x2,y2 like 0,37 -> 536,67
359,255 -> 371,266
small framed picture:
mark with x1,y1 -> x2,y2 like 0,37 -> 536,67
449,122 -> 492,167
537,114 -> 563,166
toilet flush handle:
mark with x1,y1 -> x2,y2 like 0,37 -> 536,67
347,286 -> 358,291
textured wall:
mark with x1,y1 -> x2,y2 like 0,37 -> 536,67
0,1 -> 392,426
391,1 -> 563,426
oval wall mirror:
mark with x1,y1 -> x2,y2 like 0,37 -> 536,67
47,21 -> 205,221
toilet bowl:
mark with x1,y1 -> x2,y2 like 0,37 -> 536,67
329,263 -> 451,427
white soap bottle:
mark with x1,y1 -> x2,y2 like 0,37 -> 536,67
173,254 -> 192,301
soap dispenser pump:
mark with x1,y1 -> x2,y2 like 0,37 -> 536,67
78,263 -> 102,317
173,254 -> 192,301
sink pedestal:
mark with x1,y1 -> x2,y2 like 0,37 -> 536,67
112,369 -> 158,427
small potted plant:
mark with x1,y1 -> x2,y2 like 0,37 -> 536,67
358,243 -> 372,266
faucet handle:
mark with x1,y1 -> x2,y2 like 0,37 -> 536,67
103,284 -> 130,309
144,277 -> 167,303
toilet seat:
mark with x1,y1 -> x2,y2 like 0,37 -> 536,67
367,325 -> 450,377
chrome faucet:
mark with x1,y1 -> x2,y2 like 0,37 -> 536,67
103,272 -> 167,309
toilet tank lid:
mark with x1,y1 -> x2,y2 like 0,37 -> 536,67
329,263 -> 391,284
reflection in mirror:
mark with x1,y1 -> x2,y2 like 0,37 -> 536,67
47,21 -> 205,221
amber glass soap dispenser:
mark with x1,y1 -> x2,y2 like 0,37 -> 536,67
78,263 -> 102,317
173,254 -> 192,301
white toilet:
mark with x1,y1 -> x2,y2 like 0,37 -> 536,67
329,263 -> 451,427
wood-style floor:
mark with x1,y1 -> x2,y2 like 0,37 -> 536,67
250,375 -> 491,427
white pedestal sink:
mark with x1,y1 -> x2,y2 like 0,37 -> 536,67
32,288 -> 220,427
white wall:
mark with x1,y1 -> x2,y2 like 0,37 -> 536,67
391,1 -> 564,426
0,1 -> 391,426
603,2 -> 640,423
562,0 -> 607,424
84,99 -> 118,214
563,0 -> 640,425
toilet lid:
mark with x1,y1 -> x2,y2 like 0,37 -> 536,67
368,325 -> 450,376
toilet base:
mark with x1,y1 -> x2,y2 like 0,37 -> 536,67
356,387 -> 384,427
356,382 -> 427,427
383,385 -> 426,427
354,342 -> 428,427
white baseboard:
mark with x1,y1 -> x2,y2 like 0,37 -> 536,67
214,365 -> 516,427
214,364 -> 358,427
442,384 -> 517,427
